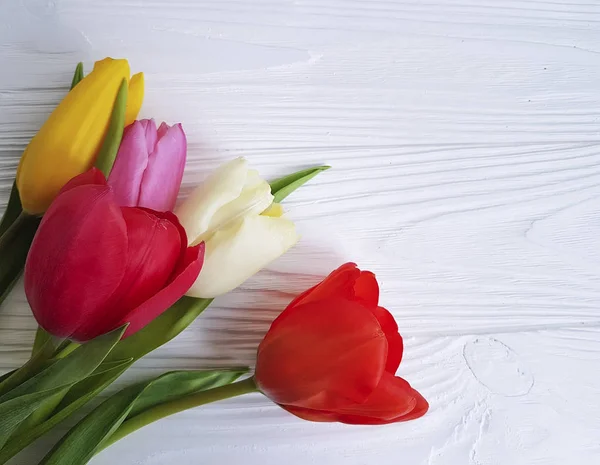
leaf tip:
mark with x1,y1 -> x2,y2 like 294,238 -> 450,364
70,62 -> 85,90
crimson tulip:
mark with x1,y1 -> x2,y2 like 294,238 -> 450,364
255,263 -> 428,425
24,168 -> 204,342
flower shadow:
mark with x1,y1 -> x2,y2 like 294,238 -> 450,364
193,239 -> 346,371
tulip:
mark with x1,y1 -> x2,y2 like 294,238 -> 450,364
107,119 -> 186,211
24,168 -> 204,342
255,263 -> 428,425
16,58 -> 144,214
175,158 -> 299,298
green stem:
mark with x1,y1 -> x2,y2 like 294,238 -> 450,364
99,377 -> 258,451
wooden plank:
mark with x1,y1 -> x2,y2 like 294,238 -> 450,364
1,0 -> 599,464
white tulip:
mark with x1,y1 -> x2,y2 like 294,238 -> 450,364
176,158 -> 299,298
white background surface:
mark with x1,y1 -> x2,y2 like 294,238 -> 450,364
1,0 -> 600,464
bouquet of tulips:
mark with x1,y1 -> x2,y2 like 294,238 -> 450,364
0,58 -> 428,464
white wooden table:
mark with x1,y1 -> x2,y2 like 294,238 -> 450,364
2,1 -> 600,464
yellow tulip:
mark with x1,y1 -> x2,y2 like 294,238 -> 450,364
16,58 -> 144,214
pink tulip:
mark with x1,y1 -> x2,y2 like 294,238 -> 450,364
107,119 -> 187,211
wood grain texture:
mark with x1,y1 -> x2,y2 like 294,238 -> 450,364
1,0 -> 600,464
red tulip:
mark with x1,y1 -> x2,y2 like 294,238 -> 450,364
24,168 -> 204,342
255,263 -> 428,425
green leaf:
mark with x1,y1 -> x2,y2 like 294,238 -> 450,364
94,79 -> 128,177
270,165 -> 330,203
12,342 -> 110,433
42,384 -> 140,465
70,62 -> 84,90
40,370 -> 246,465
106,296 -> 212,363
0,325 -> 125,403
1,297 -> 211,460
56,359 -> 133,409
0,182 -> 22,237
127,370 -> 246,419
12,388 -> 67,436
0,359 -> 133,464
2,298 -> 212,461
0,386 -> 66,449
0,328 -> 126,462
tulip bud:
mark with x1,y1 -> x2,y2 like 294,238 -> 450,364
107,119 -> 187,211
175,158 -> 299,298
24,168 -> 204,342
16,58 -> 144,214
255,263 -> 429,425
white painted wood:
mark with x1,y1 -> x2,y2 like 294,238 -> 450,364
2,0 -> 600,463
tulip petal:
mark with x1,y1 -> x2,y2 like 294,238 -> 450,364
138,123 -> 187,211
175,158 -> 248,243
185,215 -> 299,298
278,264 -> 404,374
125,72 -> 144,126
281,386 -> 428,425
287,262 -> 360,309
334,378 -> 428,425
156,120 -> 169,139
280,405 -> 338,423
255,298 -> 387,410
205,168 -> 273,237
338,270 -> 403,372
371,306 -> 404,373
393,390 -> 429,422
107,120 -> 156,207
140,119 -> 158,152
175,158 -> 273,245
354,271 -> 379,308
59,167 -> 107,193
272,263 -> 361,334
119,241 -> 205,337
159,208 -> 192,262
333,373 -> 417,422
25,183 -> 128,340
109,208 -> 183,315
